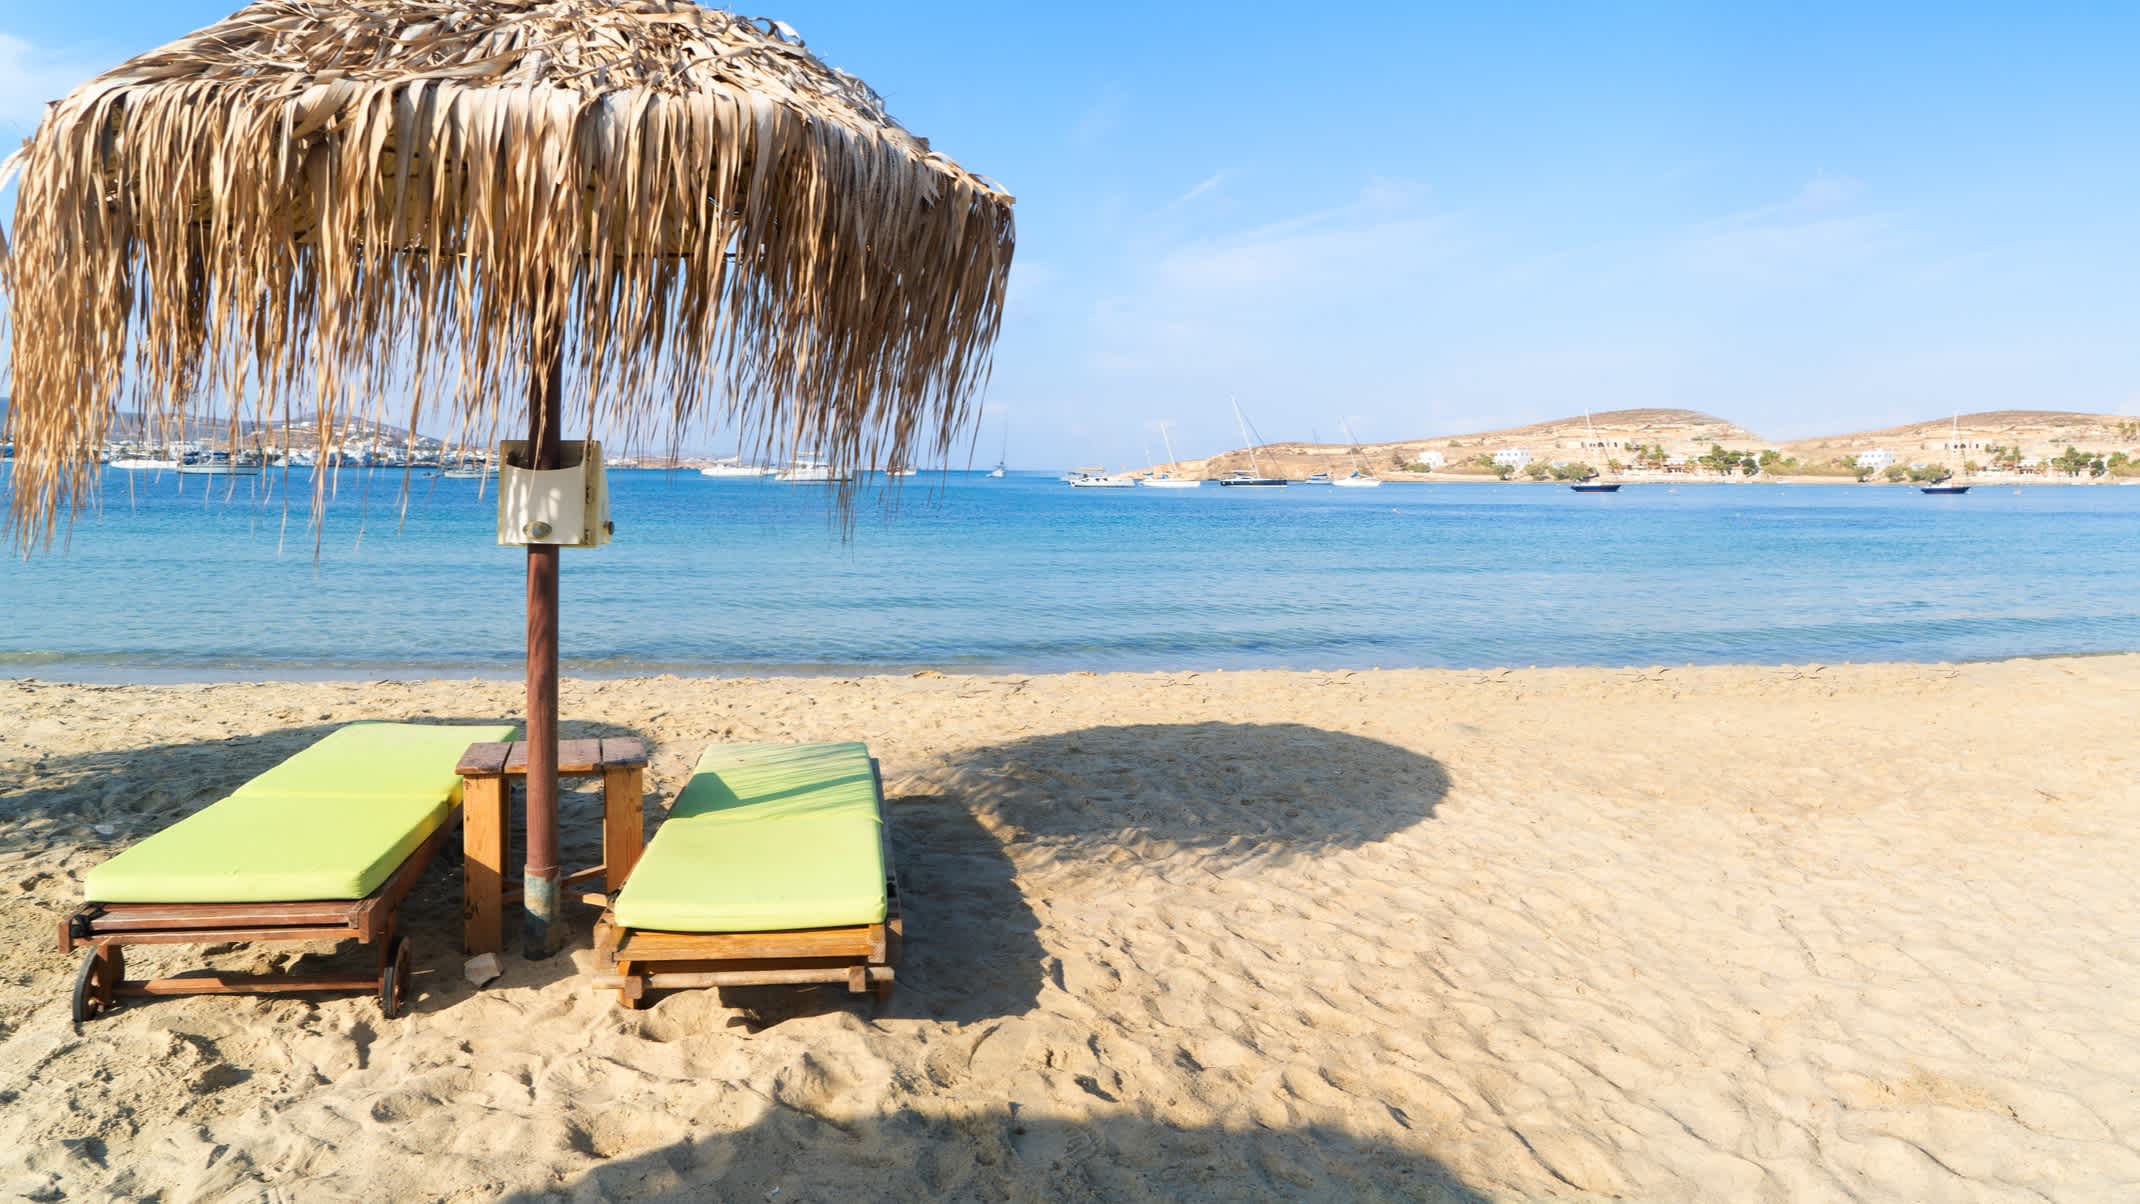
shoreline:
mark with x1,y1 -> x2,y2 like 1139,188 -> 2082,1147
1377,472 -> 2139,486
9,644 -> 2140,687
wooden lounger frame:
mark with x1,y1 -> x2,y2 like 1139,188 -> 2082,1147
587,759 -> 901,1009
59,824 -> 452,1022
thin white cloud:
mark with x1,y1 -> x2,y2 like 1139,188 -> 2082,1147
1155,184 -> 1455,293
1681,172 -> 1899,281
1085,179 -> 1459,383
1173,172 -> 1226,206
0,33 -> 99,135
1793,171 -> 1862,210
1069,85 -> 1125,149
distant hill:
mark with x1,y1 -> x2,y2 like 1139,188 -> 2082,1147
1781,410 -> 2140,461
1170,408 -> 1767,480
76,408 -> 448,450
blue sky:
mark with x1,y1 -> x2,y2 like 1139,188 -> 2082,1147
5,2 -> 2139,465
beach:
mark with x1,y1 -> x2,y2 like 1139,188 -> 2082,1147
4,656 -> 2137,1201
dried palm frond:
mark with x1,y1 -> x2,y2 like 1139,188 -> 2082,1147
1,0 -> 1015,545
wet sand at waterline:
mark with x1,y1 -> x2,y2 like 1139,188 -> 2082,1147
3,659 -> 2137,1201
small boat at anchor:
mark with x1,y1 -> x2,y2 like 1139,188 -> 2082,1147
1920,414 -> 1973,495
700,456 -> 772,478
1218,398 -> 1287,488
175,452 -> 262,477
1141,421 -> 1202,488
776,458 -> 846,484
1330,421 -> 1384,487
1569,410 -> 1621,493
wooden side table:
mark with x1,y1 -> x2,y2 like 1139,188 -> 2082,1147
456,738 -> 649,957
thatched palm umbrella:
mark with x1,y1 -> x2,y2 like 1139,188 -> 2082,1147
1,0 -> 1013,954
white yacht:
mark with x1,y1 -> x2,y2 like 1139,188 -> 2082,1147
110,456 -> 181,471
1070,472 -> 1139,488
176,451 -> 262,476
776,458 -> 845,484
700,456 -> 772,478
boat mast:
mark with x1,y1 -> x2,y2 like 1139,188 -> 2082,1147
1160,421 -> 1184,475
1341,420 -> 1366,475
1585,408 -> 1606,480
1231,396 -> 1264,477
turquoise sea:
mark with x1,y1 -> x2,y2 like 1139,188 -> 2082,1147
4,468 -> 2139,680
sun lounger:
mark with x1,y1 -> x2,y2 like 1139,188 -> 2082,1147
590,742 -> 901,1008
61,721 -> 516,1021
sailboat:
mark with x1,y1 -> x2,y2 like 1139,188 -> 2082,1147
1921,413 -> 1972,494
1218,397 -> 1287,488
1142,421 -> 1202,488
1569,408 -> 1623,493
1331,421 -> 1384,487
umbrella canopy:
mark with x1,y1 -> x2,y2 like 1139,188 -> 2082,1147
2,0 -> 1014,955
2,0 -> 1015,541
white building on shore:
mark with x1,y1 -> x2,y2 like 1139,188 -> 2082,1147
1493,448 -> 1533,469
1856,449 -> 1896,471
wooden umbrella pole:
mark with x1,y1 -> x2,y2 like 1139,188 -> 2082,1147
523,320 -> 566,958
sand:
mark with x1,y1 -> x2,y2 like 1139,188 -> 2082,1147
3,656 -> 2138,1201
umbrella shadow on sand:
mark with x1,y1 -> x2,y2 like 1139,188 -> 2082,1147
509,1107 -> 1492,1201
755,722 -> 1451,1028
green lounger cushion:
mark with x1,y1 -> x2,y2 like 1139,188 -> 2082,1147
612,742 -> 887,933
232,722 -> 508,804
85,722 -> 515,904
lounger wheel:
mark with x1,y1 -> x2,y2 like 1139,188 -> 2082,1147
71,945 -> 123,1023
377,937 -> 414,1019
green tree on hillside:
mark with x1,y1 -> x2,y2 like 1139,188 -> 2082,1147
2051,446 -> 2099,477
